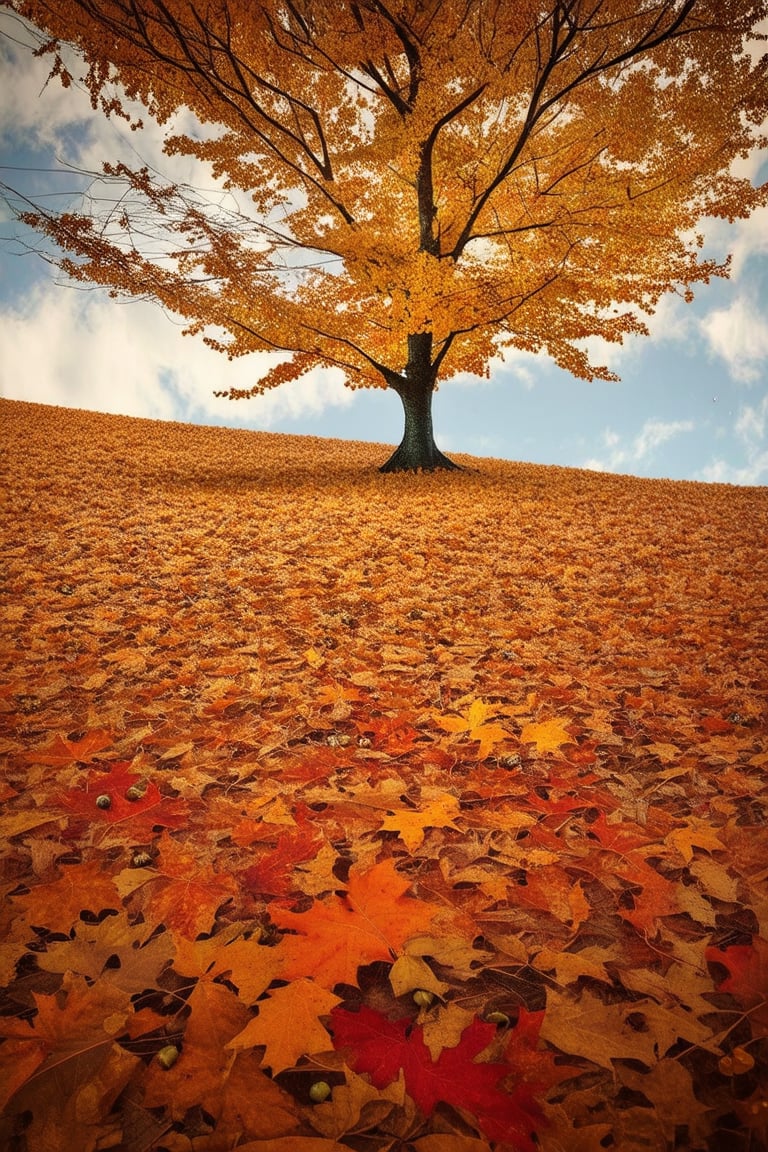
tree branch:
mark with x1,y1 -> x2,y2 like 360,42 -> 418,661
449,0 -> 699,258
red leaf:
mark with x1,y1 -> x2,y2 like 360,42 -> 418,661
355,712 -> 424,754
706,936 -> 768,1034
700,716 -> 735,734
331,1005 -> 542,1149
241,810 -> 324,897
503,1009 -> 575,1094
58,762 -> 188,832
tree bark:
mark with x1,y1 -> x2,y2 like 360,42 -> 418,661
378,333 -> 458,472
379,377 -> 459,472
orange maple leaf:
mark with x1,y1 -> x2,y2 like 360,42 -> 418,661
142,980 -> 297,1137
25,728 -> 113,765
127,830 -> 239,937
665,817 -> 727,863
10,859 -> 121,935
172,922 -> 282,1005
273,859 -> 453,988
0,972 -> 134,1126
227,978 -> 341,1072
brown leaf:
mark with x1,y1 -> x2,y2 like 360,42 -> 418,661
539,988 -> 658,1068
36,912 -> 172,994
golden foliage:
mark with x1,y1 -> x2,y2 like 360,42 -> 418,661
2,399 -> 768,1149
4,0 -> 767,401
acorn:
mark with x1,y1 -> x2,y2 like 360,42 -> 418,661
486,1011 -> 510,1027
156,1045 -> 179,1069
413,989 -> 434,1008
95,794 -> 111,809
309,1081 -> 332,1102
125,779 -> 148,801
718,1046 -> 754,1076
327,733 -> 351,747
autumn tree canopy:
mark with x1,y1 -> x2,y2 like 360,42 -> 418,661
3,0 -> 767,469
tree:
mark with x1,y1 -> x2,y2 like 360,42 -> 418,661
2,1 -> 766,471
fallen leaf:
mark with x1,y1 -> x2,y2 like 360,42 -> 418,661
227,979 -> 341,1072
435,698 -> 511,759
131,830 -> 239,937
665,817 -> 726,863
378,792 -> 462,850
25,729 -> 113,765
36,912 -> 172,994
519,718 -> 574,753
10,860 -> 121,935
706,936 -> 768,1036
540,988 -> 658,1068
331,1005 -> 542,1149
273,859 -> 453,987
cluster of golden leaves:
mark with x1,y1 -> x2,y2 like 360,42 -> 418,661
8,0 -> 767,393
2,399 -> 768,1152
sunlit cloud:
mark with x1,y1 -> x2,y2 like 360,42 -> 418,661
584,418 -> 695,474
696,396 -> 768,485
700,295 -> 768,383
0,281 -> 353,425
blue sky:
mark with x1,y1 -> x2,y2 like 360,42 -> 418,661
1,13 -> 767,484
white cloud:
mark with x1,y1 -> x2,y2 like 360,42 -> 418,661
698,452 -> 768,485
701,295 -> 768,382
0,15 -> 95,146
449,346 -> 544,391
697,395 -> 768,485
633,418 -> 693,460
707,206 -> 768,280
0,21 -> 355,427
735,394 -> 768,444
584,418 -> 695,473
574,290 -> 703,377
0,11 -> 246,220
503,360 -> 538,390
0,281 -> 353,425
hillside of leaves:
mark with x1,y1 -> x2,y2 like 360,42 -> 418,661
1,397 -> 767,1152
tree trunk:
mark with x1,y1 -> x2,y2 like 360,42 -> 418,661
379,380 -> 459,472
379,335 -> 459,473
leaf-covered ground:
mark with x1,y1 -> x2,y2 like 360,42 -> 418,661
1,397 -> 767,1152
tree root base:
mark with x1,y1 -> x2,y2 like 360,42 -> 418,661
378,447 -> 461,473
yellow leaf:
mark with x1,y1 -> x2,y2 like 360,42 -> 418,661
568,881 -> 591,932
665,818 -> 726,863
389,954 -> 449,999
519,718 -> 573,753
434,698 -> 510,758
378,793 -> 461,850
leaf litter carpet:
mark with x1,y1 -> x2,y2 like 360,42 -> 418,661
1,398 -> 767,1152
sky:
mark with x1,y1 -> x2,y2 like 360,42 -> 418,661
1,12 -> 767,485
